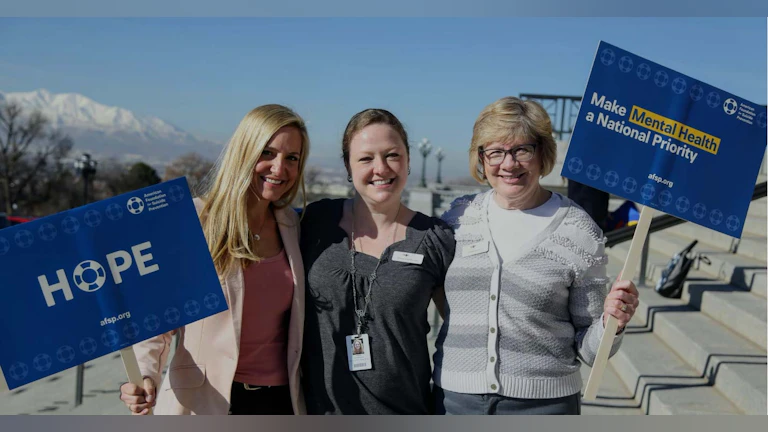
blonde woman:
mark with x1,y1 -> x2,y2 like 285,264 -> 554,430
118,104 -> 310,415
433,97 -> 638,415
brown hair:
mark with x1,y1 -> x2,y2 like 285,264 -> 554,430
341,108 -> 409,172
469,97 -> 557,183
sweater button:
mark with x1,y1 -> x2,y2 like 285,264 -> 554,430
490,327 -> 496,334
490,384 -> 497,391
490,356 -> 495,363
490,294 -> 496,301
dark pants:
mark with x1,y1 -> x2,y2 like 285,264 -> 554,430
567,180 -> 610,231
433,386 -> 581,415
229,382 -> 293,415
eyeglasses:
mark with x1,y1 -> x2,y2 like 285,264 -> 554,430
479,144 -> 536,166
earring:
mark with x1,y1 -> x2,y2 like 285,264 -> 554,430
347,175 -> 352,182
408,167 -> 411,175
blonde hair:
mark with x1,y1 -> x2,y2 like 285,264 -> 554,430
468,97 -> 557,183
198,104 -> 309,276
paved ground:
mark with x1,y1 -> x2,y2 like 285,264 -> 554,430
0,353 -> 129,415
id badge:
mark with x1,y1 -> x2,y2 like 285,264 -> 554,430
392,251 -> 424,264
346,334 -> 372,371
463,240 -> 489,257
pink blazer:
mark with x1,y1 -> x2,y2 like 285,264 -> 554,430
133,198 -> 305,415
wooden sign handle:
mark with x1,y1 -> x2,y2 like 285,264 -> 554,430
120,345 -> 153,415
583,206 -> 655,401
0,365 -> 8,393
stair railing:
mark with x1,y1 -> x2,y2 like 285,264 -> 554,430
604,181 -> 766,285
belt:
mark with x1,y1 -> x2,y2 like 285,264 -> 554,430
234,381 -> 286,391
243,383 -> 263,391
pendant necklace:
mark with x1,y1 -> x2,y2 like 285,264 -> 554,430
251,210 -> 270,242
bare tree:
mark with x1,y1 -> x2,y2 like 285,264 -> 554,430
163,152 -> 214,195
0,101 -> 74,215
91,158 -> 162,198
92,157 -> 129,199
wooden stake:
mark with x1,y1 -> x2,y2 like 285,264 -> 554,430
0,366 -> 8,392
120,346 -> 153,415
583,206 -> 655,401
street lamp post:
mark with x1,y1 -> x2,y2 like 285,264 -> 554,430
435,148 -> 445,184
72,153 -> 97,407
74,153 -> 98,206
417,138 -> 432,188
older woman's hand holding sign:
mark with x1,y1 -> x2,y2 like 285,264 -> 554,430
603,278 -> 640,332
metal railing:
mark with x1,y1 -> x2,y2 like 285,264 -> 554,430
605,181 -> 766,248
604,181 -> 767,286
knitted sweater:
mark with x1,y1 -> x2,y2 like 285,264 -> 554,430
433,191 -> 623,399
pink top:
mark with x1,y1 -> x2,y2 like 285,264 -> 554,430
234,249 -> 294,386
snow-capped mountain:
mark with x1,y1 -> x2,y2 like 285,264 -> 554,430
0,89 -> 223,166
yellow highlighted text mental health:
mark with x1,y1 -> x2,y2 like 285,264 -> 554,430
629,106 -> 720,155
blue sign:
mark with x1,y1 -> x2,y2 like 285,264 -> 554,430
0,178 -> 226,390
563,41 -> 767,238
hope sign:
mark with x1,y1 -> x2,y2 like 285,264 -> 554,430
38,241 -> 159,307
0,178 -> 227,391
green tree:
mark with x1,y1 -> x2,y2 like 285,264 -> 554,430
124,162 -> 161,191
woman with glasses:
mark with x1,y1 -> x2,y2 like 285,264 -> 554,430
432,96 -> 638,415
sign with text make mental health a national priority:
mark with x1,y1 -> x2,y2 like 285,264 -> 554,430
563,41 -> 767,238
0,178 -> 226,390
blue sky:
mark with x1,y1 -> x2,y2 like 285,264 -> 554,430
0,18 -> 765,178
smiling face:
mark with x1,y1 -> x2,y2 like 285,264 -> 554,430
482,138 -> 542,207
347,123 -> 409,206
250,126 -> 303,203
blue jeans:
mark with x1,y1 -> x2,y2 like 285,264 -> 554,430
433,386 -> 581,415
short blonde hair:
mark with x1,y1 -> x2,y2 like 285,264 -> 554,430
198,104 -> 310,275
468,97 -> 557,183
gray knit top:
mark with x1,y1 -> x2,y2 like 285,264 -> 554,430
433,191 -> 623,399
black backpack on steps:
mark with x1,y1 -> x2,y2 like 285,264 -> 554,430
655,239 -> 705,299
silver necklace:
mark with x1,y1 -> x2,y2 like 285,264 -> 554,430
251,210 -> 270,242
349,200 -> 401,335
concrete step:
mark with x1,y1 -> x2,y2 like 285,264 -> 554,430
652,311 -> 767,414
648,386 -> 743,415
682,279 -> 767,350
666,222 -> 766,262
579,362 -> 644,415
747,269 -> 768,298
748,197 -> 767,218
605,258 -> 767,414
732,235 -> 766,262
742,213 -> 766,237
714,362 -> 768,416
608,331 -> 740,414
606,236 -> 689,291
637,231 -> 767,296
605,256 -> 692,334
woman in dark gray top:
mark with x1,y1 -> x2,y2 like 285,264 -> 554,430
300,109 -> 455,414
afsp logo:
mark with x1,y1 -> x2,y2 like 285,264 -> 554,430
127,197 -> 145,215
37,241 -> 159,307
